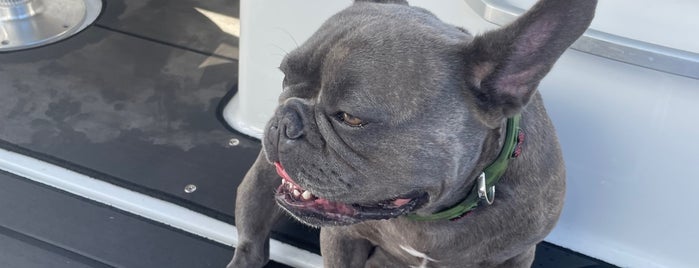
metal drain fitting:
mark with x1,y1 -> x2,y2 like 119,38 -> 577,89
0,0 -> 102,51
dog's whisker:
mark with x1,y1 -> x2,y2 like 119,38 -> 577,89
268,44 -> 290,58
274,27 -> 300,48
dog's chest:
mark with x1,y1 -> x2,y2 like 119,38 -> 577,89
362,224 -> 457,267
357,220 -> 491,267
398,244 -> 438,268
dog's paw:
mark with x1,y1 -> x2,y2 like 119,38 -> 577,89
226,255 -> 264,268
227,244 -> 268,268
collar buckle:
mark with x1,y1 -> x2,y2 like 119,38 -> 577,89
477,172 -> 495,205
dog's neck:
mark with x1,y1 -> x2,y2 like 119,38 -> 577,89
407,115 -> 523,221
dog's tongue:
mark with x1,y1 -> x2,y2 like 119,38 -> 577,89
392,198 -> 411,206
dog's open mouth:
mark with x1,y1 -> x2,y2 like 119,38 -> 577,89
273,162 -> 426,226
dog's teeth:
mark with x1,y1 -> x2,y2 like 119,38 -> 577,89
293,189 -> 301,197
301,190 -> 312,200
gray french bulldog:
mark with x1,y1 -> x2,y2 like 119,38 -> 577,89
228,0 -> 596,267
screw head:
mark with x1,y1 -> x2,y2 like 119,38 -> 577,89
228,138 -> 240,147
184,184 -> 197,193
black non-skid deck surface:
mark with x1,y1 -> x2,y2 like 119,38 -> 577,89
0,0 -> 615,267
0,170 -> 289,268
0,0 -> 319,253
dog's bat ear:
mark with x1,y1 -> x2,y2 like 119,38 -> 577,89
465,0 -> 597,123
355,0 -> 408,5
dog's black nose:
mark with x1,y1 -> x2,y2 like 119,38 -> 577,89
279,98 -> 307,140
281,112 -> 303,139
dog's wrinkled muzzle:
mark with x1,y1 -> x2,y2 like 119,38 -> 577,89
264,98 -> 315,162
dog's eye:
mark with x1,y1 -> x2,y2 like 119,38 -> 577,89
336,112 -> 364,127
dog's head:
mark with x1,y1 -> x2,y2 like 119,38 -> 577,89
264,0 -> 596,226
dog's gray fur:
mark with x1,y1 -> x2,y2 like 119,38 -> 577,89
228,0 -> 596,267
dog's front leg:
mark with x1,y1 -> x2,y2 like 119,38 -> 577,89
320,227 -> 373,268
227,151 -> 283,268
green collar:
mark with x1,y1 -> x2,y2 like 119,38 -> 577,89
406,115 -> 522,221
